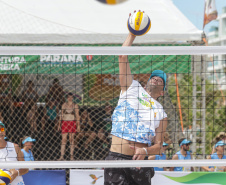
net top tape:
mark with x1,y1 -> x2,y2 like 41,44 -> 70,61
0,46 -> 226,55
0,159 -> 226,168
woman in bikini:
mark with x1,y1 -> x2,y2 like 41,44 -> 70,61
58,93 -> 80,161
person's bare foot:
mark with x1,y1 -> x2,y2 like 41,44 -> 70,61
57,157 -> 64,161
70,156 -> 75,161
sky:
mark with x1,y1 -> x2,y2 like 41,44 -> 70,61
172,0 -> 226,33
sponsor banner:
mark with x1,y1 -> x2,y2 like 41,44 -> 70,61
23,170 -> 66,185
152,171 -> 226,185
70,169 -> 226,185
70,169 -> 104,185
0,55 -> 191,74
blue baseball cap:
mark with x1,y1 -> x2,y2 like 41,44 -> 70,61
180,139 -> 192,147
215,140 -> 226,148
22,137 -> 36,144
0,121 -> 5,128
149,70 -> 167,90
163,142 -> 168,146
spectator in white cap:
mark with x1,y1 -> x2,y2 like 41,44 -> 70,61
202,140 -> 226,172
148,142 -> 169,171
170,138 -> 194,171
21,136 -> 36,161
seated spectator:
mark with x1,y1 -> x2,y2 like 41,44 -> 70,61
148,142 -> 168,171
21,80 -> 38,133
58,93 -> 80,161
170,138 -> 194,172
46,78 -> 64,109
201,140 -> 226,172
21,136 -> 36,161
76,108 -> 96,149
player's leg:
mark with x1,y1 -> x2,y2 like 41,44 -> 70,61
104,167 -> 127,185
128,167 -> 155,185
104,152 -> 131,185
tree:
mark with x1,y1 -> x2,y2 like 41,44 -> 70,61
168,74 -> 225,155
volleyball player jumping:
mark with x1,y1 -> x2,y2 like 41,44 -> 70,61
104,33 -> 168,185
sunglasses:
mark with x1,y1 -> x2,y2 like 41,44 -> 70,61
184,144 -> 190,146
0,128 -> 5,132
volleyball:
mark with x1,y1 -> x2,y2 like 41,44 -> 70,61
0,170 -> 11,185
127,11 -> 151,36
96,0 -> 127,5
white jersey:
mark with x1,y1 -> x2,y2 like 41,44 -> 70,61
0,142 -> 25,185
111,80 -> 167,146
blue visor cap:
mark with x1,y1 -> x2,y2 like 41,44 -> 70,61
180,139 -> 192,147
22,137 -> 36,144
163,142 -> 168,146
0,121 -> 5,128
215,140 -> 226,148
149,70 -> 167,90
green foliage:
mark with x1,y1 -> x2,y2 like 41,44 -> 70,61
168,74 -> 225,155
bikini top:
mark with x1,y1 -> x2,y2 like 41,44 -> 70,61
63,109 -> 75,115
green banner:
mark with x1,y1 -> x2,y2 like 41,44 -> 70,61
164,172 -> 226,185
0,55 -> 191,74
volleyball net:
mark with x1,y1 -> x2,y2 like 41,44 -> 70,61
0,46 -> 225,166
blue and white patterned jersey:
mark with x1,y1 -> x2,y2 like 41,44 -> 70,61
111,80 -> 167,146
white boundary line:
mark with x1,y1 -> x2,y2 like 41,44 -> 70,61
0,46 -> 226,55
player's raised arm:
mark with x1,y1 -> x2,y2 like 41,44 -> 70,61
119,33 -> 136,94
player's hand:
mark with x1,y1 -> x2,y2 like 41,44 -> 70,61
129,145 -> 147,160
9,169 -> 18,183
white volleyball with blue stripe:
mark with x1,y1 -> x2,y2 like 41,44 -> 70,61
127,11 -> 151,36
0,169 -> 11,185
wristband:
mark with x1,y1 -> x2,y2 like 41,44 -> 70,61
17,170 -> 20,176
143,147 -> 148,156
